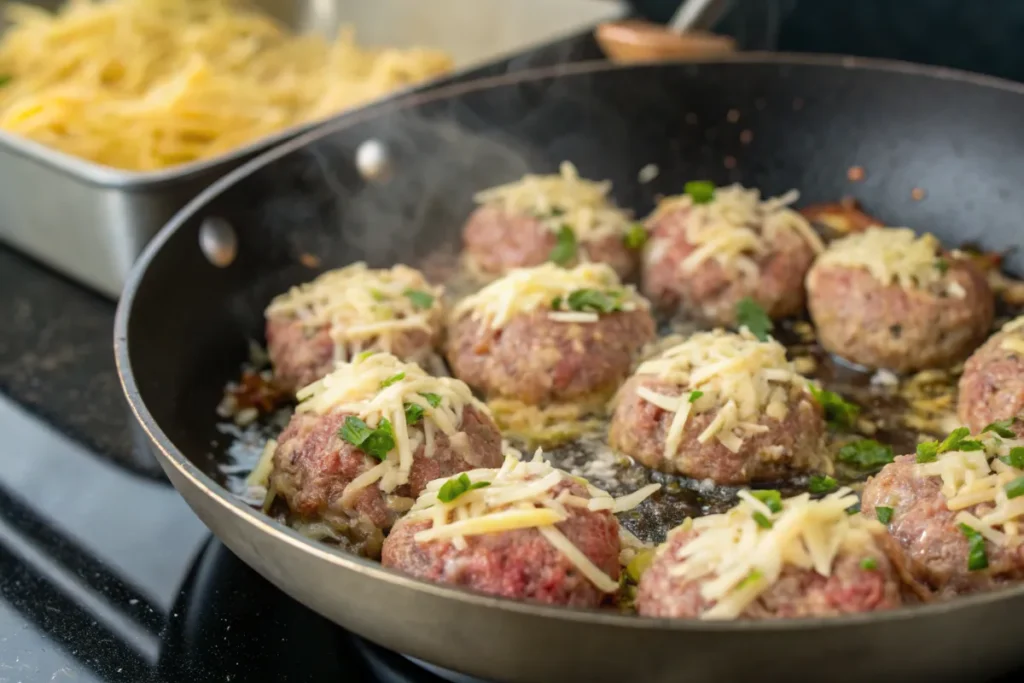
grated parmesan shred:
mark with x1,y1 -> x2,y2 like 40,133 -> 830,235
451,262 -> 648,331
265,262 -> 443,363
294,352 -> 489,501
406,449 -> 660,593
650,184 -> 823,277
913,431 -> 1024,546
666,489 -> 881,619
473,161 -> 634,241
999,315 -> 1024,355
814,227 -> 963,297
633,329 -> 811,459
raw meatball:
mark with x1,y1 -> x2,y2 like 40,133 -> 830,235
806,227 -> 993,372
958,318 -> 1024,435
862,452 -> 1024,597
636,493 -> 904,619
265,262 -> 444,393
268,356 -> 502,558
463,161 -> 639,279
446,263 -> 655,406
383,477 -> 620,606
642,184 -> 823,326
608,330 -> 826,484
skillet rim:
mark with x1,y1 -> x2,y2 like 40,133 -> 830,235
114,52 -> 1024,632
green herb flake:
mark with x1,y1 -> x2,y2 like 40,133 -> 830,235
565,288 -> 623,314
370,289 -> 387,302
688,390 -> 704,403
808,474 -> 838,494
684,180 -> 716,204
437,473 -> 491,503
750,489 -> 783,513
860,557 -> 878,571
808,384 -> 861,430
846,502 -> 861,515
549,225 -> 578,266
551,296 -> 563,310
837,439 -> 894,470
958,523 -> 989,571
735,297 -> 773,341
624,223 -> 648,250
916,441 -> 940,464
1000,446 -> 1024,469
1005,476 -> 1024,500
919,427 -> 986,464
984,419 -> 1018,439
752,512 -> 773,529
875,506 -> 894,525
421,392 -> 443,407
934,259 -> 949,275
403,393 -> 443,425
338,416 -> 395,461
355,350 -> 376,362
403,289 -> 435,310
737,569 -> 764,589
380,372 -> 405,389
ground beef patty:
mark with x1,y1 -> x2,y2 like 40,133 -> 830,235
446,309 -> 655,406
636,528 -> 903,619
958,320 -> 1024,435
609,376 -> 826,484
269,405 -> 501,558
382,481 -> 620,606
264,263 -> 444,394
641,185 -> 822,326
862,454 -> 1024,596
806,230 -> 994,372
462,204 -> 637,279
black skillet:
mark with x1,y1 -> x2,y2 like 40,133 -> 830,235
115,56 -> 1024,683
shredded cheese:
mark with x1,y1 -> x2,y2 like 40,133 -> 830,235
633,329 -> 810,459
664,489 -> 880,619
650,184 -> 823,276
294,352 -> 488,501
474,161 -> 634,241
814,227 -> 962,297
406,449 -> 660,593
1003,316 -> 1024,334
265,262 -> 443,363
913,431 -> 1024,546
451,262 -> 647,331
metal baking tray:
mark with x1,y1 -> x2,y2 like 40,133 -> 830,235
0,0 -> 626,298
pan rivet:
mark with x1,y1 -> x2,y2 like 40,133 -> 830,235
356,139 -> 392,182
199,217 -> 237,268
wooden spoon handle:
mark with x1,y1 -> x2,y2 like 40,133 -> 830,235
595,19 -> 737,64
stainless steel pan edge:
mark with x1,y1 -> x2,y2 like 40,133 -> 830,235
0,0 -> 626,298
115,54 -> 1024,683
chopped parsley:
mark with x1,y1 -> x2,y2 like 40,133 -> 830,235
437,473 -> 490,503
860,557 -> 878,571
808,474 -> 838,494
370,289 -> 387,302
837,439 -> 894,470
355,350 -> 376,362
984,419 -> 1018,439
688,390 -> 704,403
1000,446 -> 1024,469
750,489 -> 783,513
737,569 -> 764,589
338,416 -> 395,460
564,288 -> 626,314
934,259 -> 949,275
380,372 -> 405,388
917,427 -> 983,463
875,506 -> 894,525
808,384 -> 860,430
624,223 -> 648,250
735,297 -> 773,341
958,523 -> 989,571
1005,475 -> 1024,500
846,501 -> 861,515
752,512 -> 773,529
549,225 -> 577,266
684,180 -> 715,204
403,289 -> 435,310
403,392 -> 443,425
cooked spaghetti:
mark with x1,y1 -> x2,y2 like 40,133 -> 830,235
0,0 -> 453,171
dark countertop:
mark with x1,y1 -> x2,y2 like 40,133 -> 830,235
0,245 -> 160,479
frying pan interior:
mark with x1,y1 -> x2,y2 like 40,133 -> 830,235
118,58 -> 1024,683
